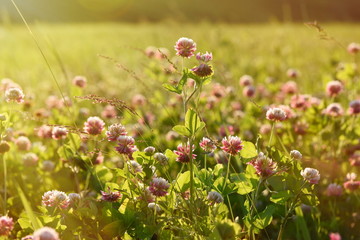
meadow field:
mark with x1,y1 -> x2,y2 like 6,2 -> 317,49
0,23 -> 359,239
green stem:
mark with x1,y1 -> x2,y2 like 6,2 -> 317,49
269,122 -> 275,146
2,154 -> 7,215
222,155 -> 232,192
189,140 -> 194,203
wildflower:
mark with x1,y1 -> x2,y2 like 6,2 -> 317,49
329,232 -> 341,240
286,68 -> 299,78
323,103 -> 344,117
149,177 -> 170,197
68,193 -> 81,205
343,181 -> 360,191
72,76 -> 87,88
196,52 -> 213,63
277,105 -> 295,119
139,187 -> 156,203
221,136 -> 243,156
115,135 -> 137,158
37,125 -> 53,139
148,203 -> 162,213
349,152 -> 360,166
15,136 -> 31,151
347,42 -> 360,54
346,172 -> 357,181
46,95 -> 63,109
290,94 -> 312,110
290,150 -> 302,160
33,227 -> 59,240
83,116 -> 105,135
199,137 -> 217,153
300,168 -> 320,184
106,123 -> 127,141
191,63 -> 213,78
326,81 -> 343,97
174,142 -> 197,163
266,108 -> 287,121
144,146 -> 156,156
281,81 -> 298,94
248,152 -> 277,177
101,188 -> 122,202
239,75 -> 254,86
0,141 -> 10,154
174,37 -> 196,58
153,152 -> 168,165
0,216 -> 14,236
129,160 -> 143,173
145,46 -> 157,58
51,126 -> 68,140
207,191 -> 224,205
348,100 -> 360,115
326,183 -> 343,197
42,161 -> 55,172
132,94 -> 146,107
243,86 -> 256,98
42,190 -> 70,209
5,87 -> 24,103
23,153 -> 39,166
101,105 -> 117,119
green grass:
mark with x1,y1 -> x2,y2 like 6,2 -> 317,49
0,23 -> 359,100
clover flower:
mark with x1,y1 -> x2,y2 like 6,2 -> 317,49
248,152 -> 277,177
115,135 -> 137,159
51,127 -> 68,140
221,136 -> 243,156
326,183 -> 343,197
84,116 -> 105,135
149,177 -> 170,197
33,227 -> 59,240
174,37 -> 196,58
199,137 -> 217,153
174,143 -> 197,163
0,216 -> 14,236
207,191 -> 224,205
300,168 -> 320,184
42,190 -> 70,209
326,81 -> 343,97
106,123 -> 127,141
101,188 -> 122,202
72,76 -> 87,88
5,87 -> 24,103
266,108 -> 287,121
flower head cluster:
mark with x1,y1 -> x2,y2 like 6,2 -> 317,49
0,216 -> 14,236
15,136 -> 31,151
42,190 -> 70,209
106,123 -> 127,141
101,188 -> 122,202
84,116 -> 105,135
347,42 -> 360,54
281,81 -> 298,94
349,152 -> 360,166
326,81 -> 343,97
196,52 -> 213,63
266,108 -> 287,121
239,75 -> 254,86
348,100 -> 360,115
326,183 -> 343,197
154,152 -> 168,165
199,137 -> 217,153
286,68 -> 299,78
329,232 -> 341,240
148,202 -> 162,213
248,152 -> 277,177
115,135 -> 137,159
191,64 -> 213,78
174,142 -> 197,163
52,126 -> 68,140
5,87 -> 24,103
174,37 -> 196,58
149,177 -> 170,197
221,136 -> 243,156
72,76 -> 87,88
23,153 -> 39,166
323,103 -> 344,117
207,191 -> 224,205
343,173 -> 360,191
33,227 -> 59,240
37,125 -> 53,139
129,160 -> 143,173
290,150 -> 302,160
300,168 -> 320,184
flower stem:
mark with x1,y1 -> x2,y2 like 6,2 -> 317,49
2,154 -> 7,215
222,155 -> 232,192
189,140 -> 195,204
269,122 -> 275,146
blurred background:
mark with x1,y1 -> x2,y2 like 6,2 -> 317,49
0,0 -> 360,23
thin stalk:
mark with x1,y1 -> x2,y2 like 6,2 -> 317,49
2,154 -> 7,214
277,181 -> 307,240
269,122 -> 276,146
222,155 -> 232,192
189,140 -> 195,203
